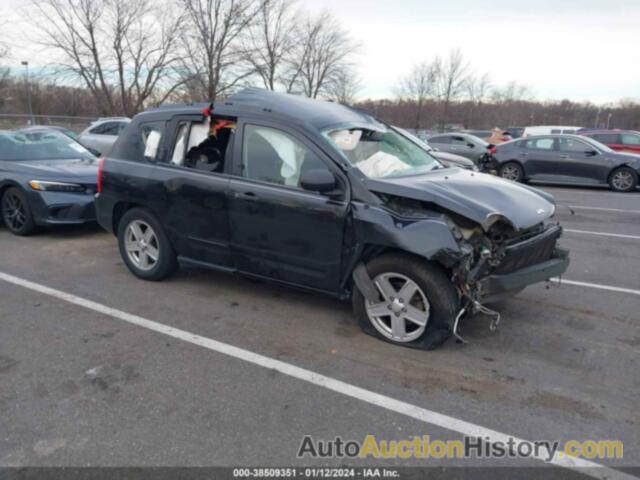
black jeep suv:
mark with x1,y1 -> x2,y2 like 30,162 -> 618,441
95,89 -> 569,349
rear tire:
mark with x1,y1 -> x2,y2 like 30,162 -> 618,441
1,187 -> 37,236
608,167 -> 638,192
352,254 -> 459,350
499,161 -> 524,182
117,208 -> 177,281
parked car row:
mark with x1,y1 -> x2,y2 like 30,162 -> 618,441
483,134 -> 640,192
1,89 -> 571,351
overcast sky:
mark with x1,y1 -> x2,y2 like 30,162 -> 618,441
300,0 -> 640,103
2,0 -> 638,103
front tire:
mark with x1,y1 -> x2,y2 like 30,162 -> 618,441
1,187 -> 37,236
608,167 -> 638,192
117,208 -> 177,281
352,254 -> 459,350
499,162 -> 524,182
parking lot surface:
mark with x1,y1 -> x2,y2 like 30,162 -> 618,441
1,185 -> 639,476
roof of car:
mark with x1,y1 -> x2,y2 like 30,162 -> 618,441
580,129 -> 639,134
140,88 -> 384,131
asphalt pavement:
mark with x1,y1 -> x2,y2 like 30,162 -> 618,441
0,184 -> 638,477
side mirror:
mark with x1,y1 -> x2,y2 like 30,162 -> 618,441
89,147 -> 102,157
585,150 -> 598,156
467,143 -> 475,149
300,169 -> 338,195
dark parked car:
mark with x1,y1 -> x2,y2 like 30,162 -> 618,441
488,134 -> 640,192
18,125 -> 79,139
96,89 -> 569,350
394,127 -> 477,170
578,130 -> 640,155
427,133 -> 491,163
0,128 -> 99,235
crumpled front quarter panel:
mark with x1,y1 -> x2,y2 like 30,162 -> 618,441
350,202 -> 462,260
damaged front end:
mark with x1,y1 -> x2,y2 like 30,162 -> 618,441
445,214 -> 569,303
375,193 -> 570,339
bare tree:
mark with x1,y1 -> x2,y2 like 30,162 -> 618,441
244,0 -> 297,91
326,68 -> 361,104
464,72 -> 491,127
396,61 -> 438,130
284,11 -> 360,98
33,0 -> 184,116
179,0 -> 265,102
433,48 -> 470,129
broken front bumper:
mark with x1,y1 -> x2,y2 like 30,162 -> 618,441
478,248 -> 569,301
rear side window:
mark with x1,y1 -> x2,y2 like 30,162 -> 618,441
621,134 -> 640,146
561,129 -> 577,134
550,129 -> 561,134
524,138 -> 554,150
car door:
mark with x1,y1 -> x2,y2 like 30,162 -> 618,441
448,135 -> 476,160
591,133 -> 622,151
428,135 -> 453,155
557,137 -> 611,183
621,133 -> 640,155
519,137 -> 557,177
152,114 -> 233,268
227,120 -> 349,293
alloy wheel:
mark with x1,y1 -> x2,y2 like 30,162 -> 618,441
500,165 -> 521,181
2,191 -> 27,232
365,272 -> 430,343
124,220 -> 160,271
611,170 -> 634,191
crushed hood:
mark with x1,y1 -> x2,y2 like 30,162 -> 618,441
365,168 -> 556,231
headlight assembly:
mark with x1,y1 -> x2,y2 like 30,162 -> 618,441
28,180 -> 86,193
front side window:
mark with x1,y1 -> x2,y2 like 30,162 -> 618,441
325,125 -> 440,179
241,125 -> 329,188
0,130 -> 95,161
525,138 -> 554,150
429,136 -> 451,145
621,134 -> 640,146
558,137 -> 590,153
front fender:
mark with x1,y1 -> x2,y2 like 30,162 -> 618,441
350,202 -> 462,260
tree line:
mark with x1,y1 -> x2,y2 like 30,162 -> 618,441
0,0 -> 638,131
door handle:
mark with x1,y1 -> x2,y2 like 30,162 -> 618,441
233,191 -> 257,200
559,155 -> 569,159
519,152 -> 528,156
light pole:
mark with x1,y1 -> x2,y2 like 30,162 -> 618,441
21,61 -> 34,125
606,113 -> 613,130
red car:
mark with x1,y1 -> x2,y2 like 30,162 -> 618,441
579,130 -> 640,155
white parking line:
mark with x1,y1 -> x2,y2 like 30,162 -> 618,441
552,278 -> 640,297
564,229 -> 640,240
569,205 -> 640,214
0,271 -> 634,480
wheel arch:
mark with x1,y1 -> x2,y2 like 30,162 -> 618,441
111,201 -> 143,235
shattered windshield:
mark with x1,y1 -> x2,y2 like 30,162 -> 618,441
0,130 -> 95,161
324,125 -> 441,178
